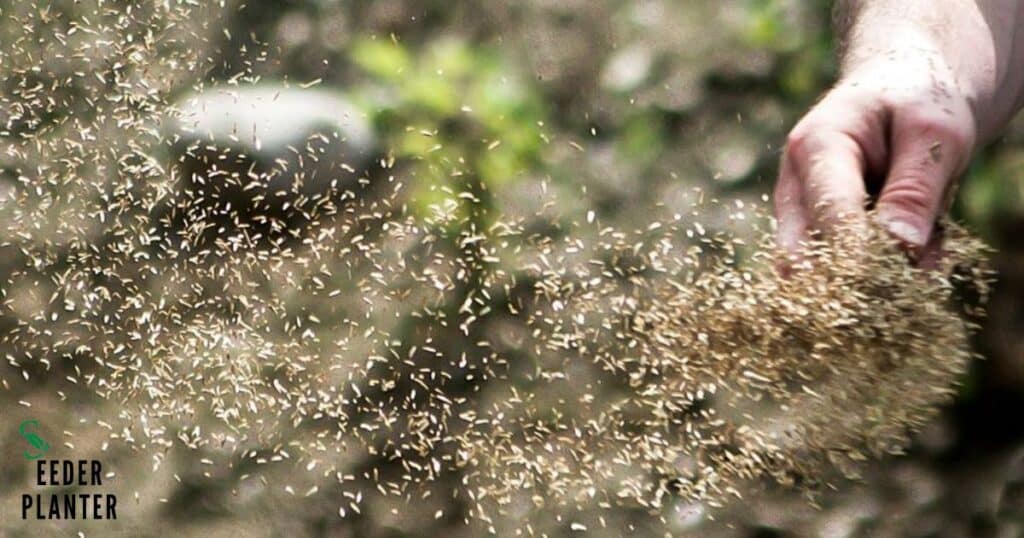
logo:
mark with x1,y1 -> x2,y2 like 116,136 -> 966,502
19,420 -> 49,461
14,420 -> 119,520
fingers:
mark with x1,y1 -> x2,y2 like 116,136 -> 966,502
775,85 -> 975,266
773,157 -> 809,255
875,108 -> 975,252
787,129 -> 870,233
778,122 -> 871,256
774,88 -> 891,259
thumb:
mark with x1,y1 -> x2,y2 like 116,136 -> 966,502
876,110 -> 973,251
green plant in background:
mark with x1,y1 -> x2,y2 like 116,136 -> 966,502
744,0 -> 804,53
742,0 -> 836,101
349,36 -> 547,225
959,151 -> 1024,242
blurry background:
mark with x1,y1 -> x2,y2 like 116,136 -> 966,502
2,0 -> 1024,536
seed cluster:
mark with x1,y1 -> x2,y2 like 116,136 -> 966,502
0,0 -> 992,528
468,222 -> 990,515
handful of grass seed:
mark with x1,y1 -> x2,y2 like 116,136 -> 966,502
461,218 -> 991,513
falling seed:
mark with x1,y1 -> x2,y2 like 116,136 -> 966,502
0,1 -> 994,532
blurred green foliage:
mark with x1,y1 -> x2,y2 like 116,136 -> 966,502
350,37 -> 546,222
961,151 -> 1024,239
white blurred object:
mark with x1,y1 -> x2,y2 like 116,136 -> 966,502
600,45 -> 653,93
172,85 -> 374,158
167,84 -> 378,209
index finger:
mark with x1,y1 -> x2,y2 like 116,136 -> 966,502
786,128 -> 870,236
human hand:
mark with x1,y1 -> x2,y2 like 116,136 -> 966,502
774,52 -> 977,266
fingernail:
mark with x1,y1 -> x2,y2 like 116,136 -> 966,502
881,218 -> 928,248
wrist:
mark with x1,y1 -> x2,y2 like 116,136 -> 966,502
840,25 -> 991,140
839,2 -> 1024,144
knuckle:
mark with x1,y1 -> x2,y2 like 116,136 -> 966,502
785,124 -> 837,173
784,89 -> 861,164
784,126 -> 814,163
881,177 -> 937,215
902,109 -> 975,151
